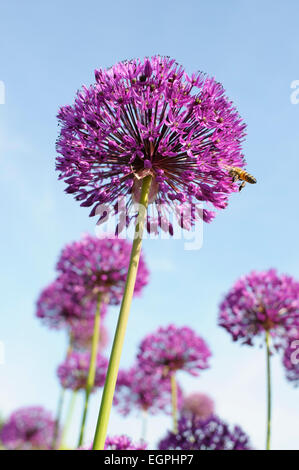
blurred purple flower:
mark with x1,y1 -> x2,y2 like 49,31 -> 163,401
158,415 -> 251,450
36,278 -> 102,329
56,235 -> 149,305
137,324 -> 211,376
56,56 -> 246,234
182,392 -> 215,420
219,269 -> 299,347
282,335 -> 299,385
0,407 -> 56,450
114,365 -> 183,416
57,350 -> 108,390
105,435 -> 147,450
80,435 -> 147,450
69,318 -> 109,351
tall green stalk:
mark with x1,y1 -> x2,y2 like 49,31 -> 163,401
77,294 -> 102,447
92,175 -> 152,450
266,330 -> 271,450
171,373 -> 178,433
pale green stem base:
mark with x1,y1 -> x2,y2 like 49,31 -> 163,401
171,373 -> 178,434
92,175 -> 152,450
52,387 -> 65,449
141,409 -> 148,442
266,330 -> 271,450
59,390 -> 77,449
77,294 -> 102,447
52,339 -> 73,449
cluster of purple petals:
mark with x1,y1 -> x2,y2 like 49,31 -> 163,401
36,278 -> 97,329
282,336 -> 299,385
158,415 -> 251,450
56,235 -> 149,305
104,435 -> 147,450
114,366 -> 183,416
69,318 -> 109,350
56,56 -> 246,234
219,269 -> 299,347
137,325 -> 211,376
182,393 -> 215,420
0,407 -> 55,450
57,351 -> 108,390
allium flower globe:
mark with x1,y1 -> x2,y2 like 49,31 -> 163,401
56,56 -> 247,233
114,366 -> 183,416
137,325 -> 211,376
182,392 -> 215,420
36,279 -> 98,329
57,351 -> 108,391
0,407 -> 56,450
56,235 -> 149,305
219,269 -> 299,347
69,318 -> 109,351
158,415 -> 251,450
282,337 -> 299,385
105,435 -> 147,450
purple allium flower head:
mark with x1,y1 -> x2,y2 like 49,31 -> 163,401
69,318 -> 109,351
56,56 -> 247,234
182,393 -> 215,420
158,415 -> 251,450
80,435 -> 147,450
0,407 -> 56,450
114,366 -> 183,416
36,278 -> 99,329
137,325 -> 211,376
219,269 -> 299,347
282,336 -> 299,385
56,235 -> 149,305
104,435 -> 147,450
57,350 -> 108,390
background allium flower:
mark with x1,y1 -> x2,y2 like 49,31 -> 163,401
56,56 -> 246,233
282,336 -> 299,385
158,415 -> 251,450
57,351 -> 108,390
114,366 -> 183,416
105,435 -> 147,450
182,392 -> 215,420
219,269 -> 299,347
137,325 -> 211,376
36,278 -> 98,329
56,235 -> 149,305
70,318 -> 109,351
0,406 -> 56,450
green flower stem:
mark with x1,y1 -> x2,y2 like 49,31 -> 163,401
171,373 -> 178,433
52,388 -> 65,449
266,330 -> 272,450
52,338 -> 73,449
78,294 -> 102,447
92,175 -> 152,450
59,390 -> 77,449
141,409 -> 148,442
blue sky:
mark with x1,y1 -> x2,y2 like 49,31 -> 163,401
1,0 -> 299,450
